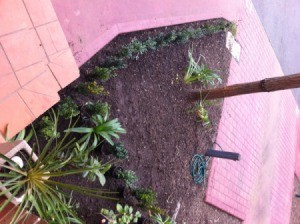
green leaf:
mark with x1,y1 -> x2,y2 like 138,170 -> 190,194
116,203 -> 123,213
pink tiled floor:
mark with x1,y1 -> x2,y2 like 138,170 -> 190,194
0,0 -> 79,141
205,2 -> 298,223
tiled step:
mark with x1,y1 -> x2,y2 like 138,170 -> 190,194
0,0 -> 79,142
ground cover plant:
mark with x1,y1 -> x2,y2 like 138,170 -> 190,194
1,19 -> 241,223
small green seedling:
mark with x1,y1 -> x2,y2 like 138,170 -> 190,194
151,213 -> 175,224
101,204 -> 141,224
39,116 -> 60,140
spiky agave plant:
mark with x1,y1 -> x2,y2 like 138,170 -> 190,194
65,111 -> 126,146
0,110 -> 118,224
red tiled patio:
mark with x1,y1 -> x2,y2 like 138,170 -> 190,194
0,0 -> 300,223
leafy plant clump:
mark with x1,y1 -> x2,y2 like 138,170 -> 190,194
84,101 -> 110,117
58,97 -> 80,119
101,204 -> 141,224
184,50 -> 222,86
77,81 -> 109,95
116,170 -> 138,188
65,111 -> 126,146
91,66 -> 116,82
38,116 -> 60,140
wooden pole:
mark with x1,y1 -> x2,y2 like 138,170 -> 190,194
189,73 -> 300,101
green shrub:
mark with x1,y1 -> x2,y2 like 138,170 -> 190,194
104,56 -> 128,70
77,81 -> 109,95
144,37 -> 158,51
116,170 -> 138,188
176,30 -> 192,43
112,143 -> 128,159
128,38 -> 148,60
39,116 -> 60,140
84,101 -> 110,117
155,32 -> 169,47
91,66 -> 116,82
164,30 -> 177,44
134,188 -> 157,208
58,97 -> 80,119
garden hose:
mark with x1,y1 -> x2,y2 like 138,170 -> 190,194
190,154 -> 210,186
190,142 -> 222,186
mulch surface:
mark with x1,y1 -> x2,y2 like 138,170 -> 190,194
58,19 -> 241,223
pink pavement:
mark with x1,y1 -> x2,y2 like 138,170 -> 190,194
51,0 -> 299,223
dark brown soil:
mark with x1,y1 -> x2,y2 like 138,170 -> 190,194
58,19 -> 241,224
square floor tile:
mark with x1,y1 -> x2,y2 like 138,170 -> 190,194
0,45 -> 13,76
37,21 -> 69,55
23,0 -> 57,26
48,49 -> 79,88
18,89 -> 59,117
0,0 -> 32,36
22,67 -> 61,97
1,29 -> 46,70
0,73 -> 20,100
0,93 -> 34,139
15,61 -> 46,86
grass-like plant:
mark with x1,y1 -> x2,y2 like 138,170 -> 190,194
0,111 -> 118,224
58,97 -> 80,119
116,170 -> 138,188
65,111 -> 126,146
184,50 -> 222,86
77,81 -> 109,95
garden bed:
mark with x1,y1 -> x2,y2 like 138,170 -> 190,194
56,19 -> 240,223
24,19 -> 242,223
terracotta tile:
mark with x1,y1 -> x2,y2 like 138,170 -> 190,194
0,0 -> 32,36
0,46 -> 13,76
1,29 -> 46,70
0,73 -> 20,100
48,49 -> 79,88
18,89 -> 59,117
0,93 -> 34,140
0,134 -> 4,143
15,62 -> 46,86
22,67 -> 61,97
36,21 -> 69,55
23,0 -> 57,26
